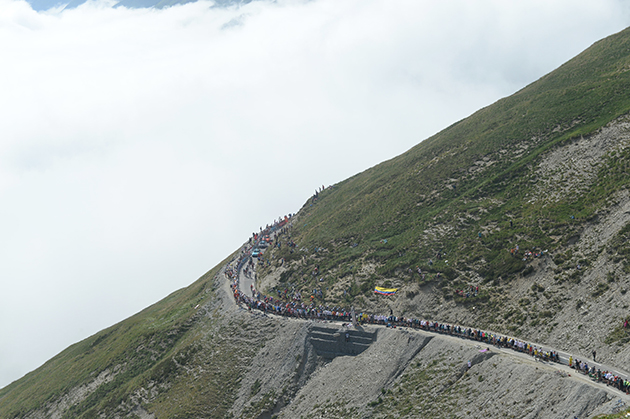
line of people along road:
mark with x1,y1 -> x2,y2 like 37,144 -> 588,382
223,215 -> 630,396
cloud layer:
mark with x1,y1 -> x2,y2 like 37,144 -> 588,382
0,0 -> 628,388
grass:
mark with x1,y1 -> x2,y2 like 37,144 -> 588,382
0,253 -> 255,419
256,27 -> 630,331
5,24 -> 630,419
369,354 -> 461,418
605,321 -> 630,345
593,406 -> 630,419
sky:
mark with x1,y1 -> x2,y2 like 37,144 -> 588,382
1,0 -> 629,390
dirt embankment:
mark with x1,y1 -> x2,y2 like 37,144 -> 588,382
227,309 -> 629,419
225,232 -> 630,419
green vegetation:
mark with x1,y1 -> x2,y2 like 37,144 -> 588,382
5,25 -> 630,419
369,355 -> 461,418
0,269 -> 212,418
304,400 -> 360,419
0,253 -> 270,419
258,27 -> 630,335
593,406 -> 630,418
242,390 -> 277,418
607,220 -> 630,272
605,318 -> 630,345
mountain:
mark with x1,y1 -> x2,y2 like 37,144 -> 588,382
26,0 -> 253,12
26,0 -> 65,11
3,26 -> 630,419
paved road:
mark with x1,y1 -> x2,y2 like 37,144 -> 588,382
230,240 -> 630,405
239,232 -> 275,298
240,258 -> 255,298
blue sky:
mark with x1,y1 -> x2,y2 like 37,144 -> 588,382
1,0 -> 629,389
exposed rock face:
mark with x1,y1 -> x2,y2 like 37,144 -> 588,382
532,115 -> 630,205
280,326 -> 430,419
7,26 -> 630,419
22,368 -> 121,419
12,300 -> 629,419
225,310 -> 629,419
308,325 -> 377,358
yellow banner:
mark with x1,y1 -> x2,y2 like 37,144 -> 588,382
374,287 -> 397,294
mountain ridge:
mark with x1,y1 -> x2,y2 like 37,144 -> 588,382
26,0 -> 253,12
4,25 -> 630,419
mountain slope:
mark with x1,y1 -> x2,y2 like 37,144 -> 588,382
3,25 -> 630,419
0,255 -> 258,418
259,25 -> 630,376
260,26 -> 630,321
27,0 -> 253,12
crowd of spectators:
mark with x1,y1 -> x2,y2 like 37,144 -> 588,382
224,214 -> 630,396
570,356 -> 630,393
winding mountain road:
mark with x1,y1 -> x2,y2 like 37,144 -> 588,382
227,246 -> 630,407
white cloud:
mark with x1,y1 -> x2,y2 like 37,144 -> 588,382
0,0 -> 629,389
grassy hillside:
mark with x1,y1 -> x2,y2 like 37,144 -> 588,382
258,26 -> 630,334
0,253 -> 274,419
3,25 -> 630,419
289,25 -> 630,252
0,267 -> 211,417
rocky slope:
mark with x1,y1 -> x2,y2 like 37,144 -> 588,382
4,23 -> 630,419
253,26 -> 630,385
1,246 -> 630,419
